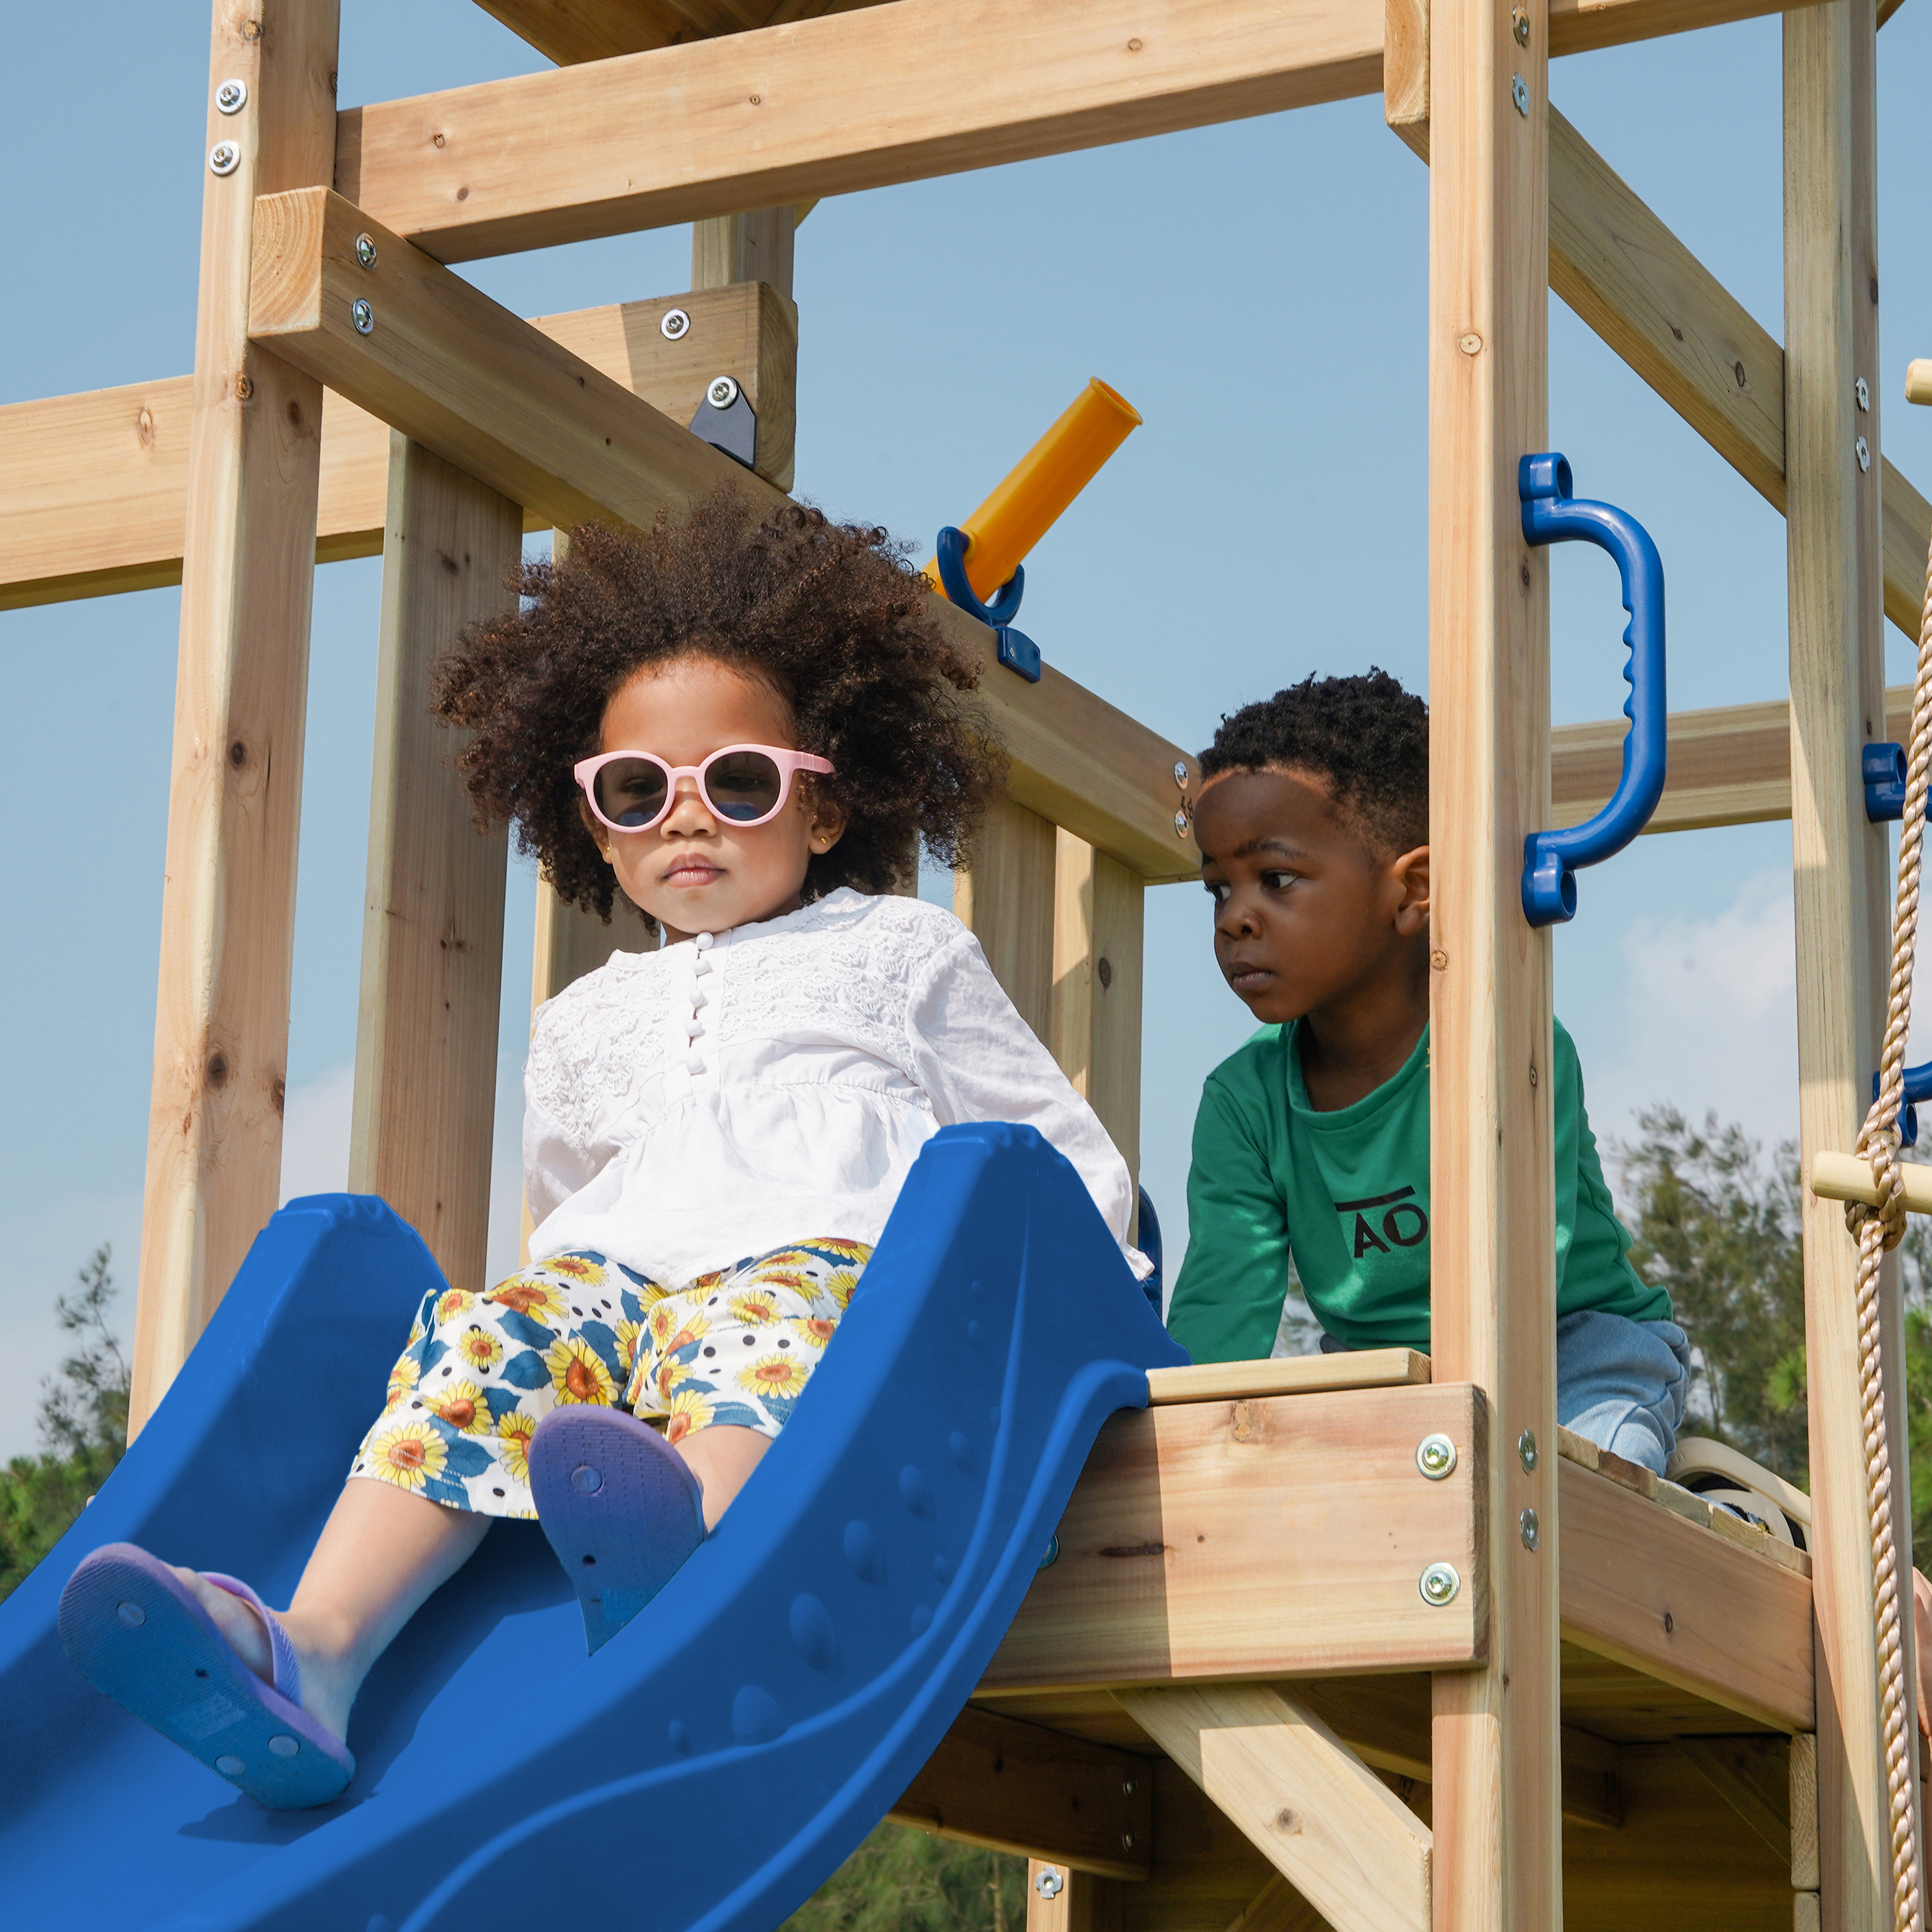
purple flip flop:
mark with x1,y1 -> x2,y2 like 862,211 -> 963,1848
57,1542 -> 354,1810
529,1408 -> 706,1653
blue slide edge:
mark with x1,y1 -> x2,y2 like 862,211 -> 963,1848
0,1122 -> 1186,1931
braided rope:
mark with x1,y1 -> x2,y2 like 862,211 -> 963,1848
1842,516 -> 1932,1932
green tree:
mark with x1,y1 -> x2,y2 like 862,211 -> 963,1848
0,1245 -> 129,1600
782,1824 -> 1028,1932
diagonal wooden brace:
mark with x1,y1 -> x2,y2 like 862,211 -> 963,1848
1116,1684 -> 1431,1932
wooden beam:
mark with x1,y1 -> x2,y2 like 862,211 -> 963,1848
0,283 -> 796,611
980,1385 -> 1486,1692
1118,1683 -> 1433,1932
337,0 -> 1801,265
1784,6 -> 1917,1926
956,799 -> 1059,1044
889,1706 -> 1153,1878
246,187 -> 1196,883
128,1 -> 342,1439
1424,0 -> 1560,1929
1144,1349 -> 1432,1405
346,435 -> 518,1295
1050,830 -> 1148,1190
1673,1737 -> 1793,1862
1030,1861 -> 1126,1932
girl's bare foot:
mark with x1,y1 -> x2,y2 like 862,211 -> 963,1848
167,1568 -> 359,1747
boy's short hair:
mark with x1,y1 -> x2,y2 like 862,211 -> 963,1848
1200,668 -> 1428,855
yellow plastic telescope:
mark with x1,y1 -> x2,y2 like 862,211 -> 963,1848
924,378 -> 1142,605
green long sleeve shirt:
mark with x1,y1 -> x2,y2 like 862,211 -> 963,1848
1167,1018 -> 1668,1361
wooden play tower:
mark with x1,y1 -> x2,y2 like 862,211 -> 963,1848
4,0 -> 1929,1927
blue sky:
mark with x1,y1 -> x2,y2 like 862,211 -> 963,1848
3,1 -> 1930,1457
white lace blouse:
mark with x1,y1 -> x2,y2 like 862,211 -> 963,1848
524,888 -> 1144,1287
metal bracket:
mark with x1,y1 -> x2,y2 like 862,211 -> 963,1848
1864,740 -> 1907,821
934,525 -> 1041,683
689,374 -> 757,471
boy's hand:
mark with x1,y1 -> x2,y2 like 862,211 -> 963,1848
1917,1567 -> 1932,1740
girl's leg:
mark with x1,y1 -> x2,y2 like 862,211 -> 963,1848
170,1480 -> 489,1746
673,1423 -> 770,1530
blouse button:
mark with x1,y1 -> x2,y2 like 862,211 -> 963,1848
694,931 -> 715,951
689,989 -> 708,1009
686,1018 -> 706,1039
686,1052 -> 706,1074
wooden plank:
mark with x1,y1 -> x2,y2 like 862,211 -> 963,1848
1144,1350 -> 1431,1405
0,283 -> 795,611
1783,3 -> 1914,1926
1029,1862 -> 1126,1932
128,1 -> 342,1438
889,1706 -> 1151,1877
1051,830 -> 1148,1191
346,436 -> 518,1294
1423,0 -> 1560,1922
337,0 -> 1798,264
245,186 -> 1195,882
1117,1758 -> 1287,1932
1674,1736 -> 1792,1862
980,1385 -> 1484,1692
1118,1683 -> 1433,1932
1790,1728 -> 1819,1888
956,797 -> 1059,1043
1558,1455 -> 1815,1733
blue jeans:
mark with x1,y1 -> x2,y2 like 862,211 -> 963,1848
1320,1309 -> 1690,1473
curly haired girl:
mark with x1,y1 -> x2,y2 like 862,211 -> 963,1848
61,491 -> 1146,1809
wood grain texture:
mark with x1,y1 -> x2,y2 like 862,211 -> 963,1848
129,0 -> 342,1439
1782,5 -> 1915,1925
1051,830 -> 1146,1189
956,798 -> 1059,1044
1119,1683 -> 1432,1932
980,1385 -> 1485,1692
1790,1728 -> 1820,1888
1144,1349 -> 1432,1405
1674,1736 -> 1793,1862
1423,0 -> 1560,1920
247,187 -> 1194,880
2,284 -> 796,609
346,437 -> 518,1296
888,1707 -> 1151,1876
335,0 -> 1801,264
1028,1862 -> 1126,1932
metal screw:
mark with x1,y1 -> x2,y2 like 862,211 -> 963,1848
1856,375 -> 1871,412
1037,1533 -> 1059,1571
1419,1562 -> 1461,1606
216,78 -> 249,114
1511,73 -> 1530,116
1416,1433 -> 1458,1480
1121,1830 -> 1135,1850
706,375 -> 741,409
1173,760 -> 1189,788
1857,435 -> 1871,473
351,299 -> 374,335
1518,1428 -> 1538,1472
209,140 -> 241,176
1511,6 -> 1530,43
354,232 -> 378,269
660,307 -> 692,341
1520,1506 -> 1540,1551
1122,1776 -> 1137,1797
1173,808 -> 1190,838
1034,1869 -> 1065,1900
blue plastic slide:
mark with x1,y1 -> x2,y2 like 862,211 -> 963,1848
0,1122 -> 1186,1931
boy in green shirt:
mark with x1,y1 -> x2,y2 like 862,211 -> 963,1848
1166,670 -> 1689,1472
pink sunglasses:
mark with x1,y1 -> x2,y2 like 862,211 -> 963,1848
574,744 -> 835,834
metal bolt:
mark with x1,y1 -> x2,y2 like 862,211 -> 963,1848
1173,808 -> 1190,838
1520,1506 -> 1540,1551
1419,1562 -> 1461,1606
209,140 -> 241,176
706,375 -> 740,409
1416,1433 -> 1458,1480
1121,1830 -> 1135,1850
1856,375 -> 1871,412
1518,1428 -> 1538,1472
1857,435 -> 1872,473
234,374 -> 254,401
351,298 -> 374,335
354,232 -> 378,269
1511,73 -> 1530,116
1122,1776 -> 1137,1797
1511,6 -> 1530,43
1173,760 -> 1189,788
216,78 -> 249,114
1034,1869 -> 1065,1900
660,307 -> 692,341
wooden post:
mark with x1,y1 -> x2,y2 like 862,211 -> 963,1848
1027,1861 -> 1124,1932
692,206 -> 795,299
956,797 -> 1057,1043
129,0 -> 341,1437
1425,0 -> 1559,1924
1784,3 -> 1915,1924
1051,828 -> 1146,1185
346,436 -> 520,1293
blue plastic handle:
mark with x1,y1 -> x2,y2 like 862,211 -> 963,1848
1864,741 -> 1908,822
935,526 -> 1025,627
1519,454 -> 1668,927
1872,1063 -> 1932,1148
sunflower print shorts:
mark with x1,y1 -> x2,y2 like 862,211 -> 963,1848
348,1238 -> 870,1519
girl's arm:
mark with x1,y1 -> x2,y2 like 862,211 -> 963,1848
904,927 -> 1142,1264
